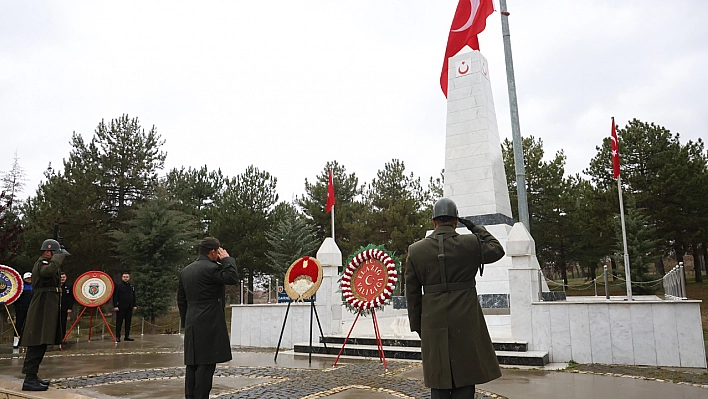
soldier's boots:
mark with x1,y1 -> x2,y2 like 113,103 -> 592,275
22,378 -> 48,391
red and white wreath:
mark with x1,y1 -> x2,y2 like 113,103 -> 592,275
341,248 -> 398,312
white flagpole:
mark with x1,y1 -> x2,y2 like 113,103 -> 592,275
617,175 -> 632,300
331,204 -> 335,240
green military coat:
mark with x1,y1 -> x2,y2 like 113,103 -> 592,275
178,255 -> 239,365
405,224 -> 505,389
20,254 -> 64,346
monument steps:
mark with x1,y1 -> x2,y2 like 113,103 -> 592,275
293,336 -> 549,367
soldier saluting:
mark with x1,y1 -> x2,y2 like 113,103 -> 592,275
19,239 -> 69,391
406,198 -> 505,399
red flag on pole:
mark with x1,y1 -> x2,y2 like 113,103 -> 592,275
441,0 -> 495,97
326,170 -> 336,213
610,117 -> 621,179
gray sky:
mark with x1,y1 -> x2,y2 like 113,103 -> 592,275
2,1 -> 706,204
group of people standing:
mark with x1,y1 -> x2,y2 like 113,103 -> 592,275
14,197 -> 503,399
14,239 -> 139,392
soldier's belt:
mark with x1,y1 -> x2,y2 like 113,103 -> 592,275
33,287 -> 61,293
424,280 -> 476,294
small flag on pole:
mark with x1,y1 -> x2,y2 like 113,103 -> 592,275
326,170 -> 336,213
610,117 -> 621,179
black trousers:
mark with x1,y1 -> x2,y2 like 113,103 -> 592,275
185,364 -> 216,399
115,308 -> 133,338
431,384 -> 476,399
60,310 -> 69,340
15,309 -> 28,337
22,344 -> 48,377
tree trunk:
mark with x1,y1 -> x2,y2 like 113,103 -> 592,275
151,316 -> 156,334
589,263 -> 598,281
610,257 -> 618,281
693,245 -> 702,283
656,256 -> 666,276
247,269 -> 254,304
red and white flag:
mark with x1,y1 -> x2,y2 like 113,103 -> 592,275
326,170 -> 336,213
610,117 -> 621,179
441,0 -> 495,97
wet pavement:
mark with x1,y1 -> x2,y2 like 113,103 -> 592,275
0,335 -> 705,398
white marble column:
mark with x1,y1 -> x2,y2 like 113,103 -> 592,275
316,237 -> 343,335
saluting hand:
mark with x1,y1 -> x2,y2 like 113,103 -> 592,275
217,248 -> 230,259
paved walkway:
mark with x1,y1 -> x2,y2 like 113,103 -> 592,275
0,335 -> 705,398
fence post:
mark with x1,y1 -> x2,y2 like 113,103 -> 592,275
679,262 -> 687,299
141,318 -> 144,336
538,270 -> 543,301
241,280 -> 244,305
268,277 -> 272,304
604,265 -> 610,299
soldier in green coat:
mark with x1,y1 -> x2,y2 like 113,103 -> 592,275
19,239 -> 66,391
406,198 -> 505,399
178,237 -> 239,399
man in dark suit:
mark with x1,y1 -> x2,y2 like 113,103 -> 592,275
178,237 -> 239,399
113,271 -> 137,342
59,272 -> 74,342
406,198 -> 506,399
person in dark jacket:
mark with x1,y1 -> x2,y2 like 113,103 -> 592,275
59,272 -> 74,342
113,272 -> 137,342
178,237 -> 239,399
13,272 -> 34,348
20,239 -> 66,391
406,198 -> 506,399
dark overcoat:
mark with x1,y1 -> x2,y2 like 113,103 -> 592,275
406,224 -> 505,389
178,255 -> 239,365
20,254 -> 64,346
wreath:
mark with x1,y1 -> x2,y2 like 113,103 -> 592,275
341,245 -> 399,315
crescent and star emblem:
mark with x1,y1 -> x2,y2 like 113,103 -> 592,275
458,61 -> 469,75
451,0 -> 481,32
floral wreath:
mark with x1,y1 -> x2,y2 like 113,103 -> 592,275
341,245 -> 399,315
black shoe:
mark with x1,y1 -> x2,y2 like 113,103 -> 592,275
124,337 -> 134,341
37,377 -> 50,386
22,379 -> 48,391
116,338 -> 120,342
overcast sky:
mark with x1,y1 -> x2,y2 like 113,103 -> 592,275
2,0 -> 706,205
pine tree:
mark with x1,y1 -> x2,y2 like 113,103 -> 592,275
0,150 -> 28,215
0,191 -> 23,264
613,204 -> 660,295
109,188 -> 199,331
265,203 -> 320,282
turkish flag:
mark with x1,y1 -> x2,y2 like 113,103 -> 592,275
326,170 -> 336,213
611,117 -> 621,179
441,0 -> 495,97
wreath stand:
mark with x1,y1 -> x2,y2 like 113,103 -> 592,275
274,299 -> 328,365
63,306 -> 117,343
2,304 -> 20,337
333,310 -> 387,371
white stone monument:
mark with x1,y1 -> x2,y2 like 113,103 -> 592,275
444,50 -> 519,300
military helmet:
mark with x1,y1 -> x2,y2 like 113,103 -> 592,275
40,239 -> 61,252
432,198 -> 458,219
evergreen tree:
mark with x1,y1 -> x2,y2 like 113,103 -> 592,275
164,165 -> 225,232
109,188 -> 199,330
265,202 -> 320,282
613,204 -> 660,295
0,191 -> 23,265
209,165 -> 278,304
297,161 -> 366,257
1,150 -> 28,215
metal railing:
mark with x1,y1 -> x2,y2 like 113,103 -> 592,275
662,262 -> 687,300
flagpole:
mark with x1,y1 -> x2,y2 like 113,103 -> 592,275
613,117 -> 632,300
617,175 -> 632,300
331,204 -> 335,240
499,0 -> 530,232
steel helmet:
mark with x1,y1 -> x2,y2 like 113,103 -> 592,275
432,198 -> 458,219
40,239 -> 61,251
